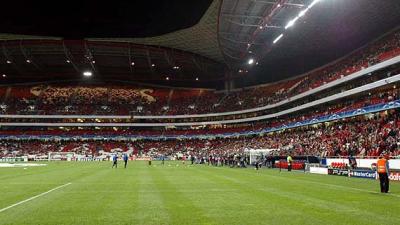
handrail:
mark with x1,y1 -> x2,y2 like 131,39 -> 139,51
0,99 -> 398,141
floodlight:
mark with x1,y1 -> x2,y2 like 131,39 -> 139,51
298,8 -> 309,17
285,16 -> 299,29
273,34 -> 284,44
248,58 -> 255,65
83,71 -> 93,77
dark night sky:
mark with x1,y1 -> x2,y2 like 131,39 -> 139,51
0,0 -> 213,39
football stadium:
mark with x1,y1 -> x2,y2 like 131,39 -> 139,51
1,0 -> 400,224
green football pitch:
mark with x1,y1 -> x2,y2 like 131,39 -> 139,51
0,161 -> 399,225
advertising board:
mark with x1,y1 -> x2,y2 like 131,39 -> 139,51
310,167 -> 328,175
328,168 -> 349,176
349,169 -> 376,179
389,171 -> 400,181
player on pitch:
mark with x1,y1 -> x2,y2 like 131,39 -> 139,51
112,154 -> 118,168
287,154 -> 293,172
123,154 -> 129,169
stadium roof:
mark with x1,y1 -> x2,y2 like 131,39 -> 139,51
219,0 -> 400,85
89,0 -> 224,63
0,0 -> 400,88
0,39 -> 224,87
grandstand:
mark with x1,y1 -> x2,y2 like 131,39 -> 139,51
1,0 -> 400,225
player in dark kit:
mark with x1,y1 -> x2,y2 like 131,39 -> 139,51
112,154 -> 118,168
161,154 -> 165,165
123,154 -> 128,168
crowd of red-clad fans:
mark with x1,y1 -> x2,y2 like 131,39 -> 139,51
0,85 -> 396,139
1,109 -> 399,159
0,30 -> 399,116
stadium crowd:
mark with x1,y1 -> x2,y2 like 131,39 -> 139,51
1,109 -> 399,159
0,82 -> 397,136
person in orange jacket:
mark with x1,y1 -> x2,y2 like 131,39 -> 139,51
377,155 -> 390,193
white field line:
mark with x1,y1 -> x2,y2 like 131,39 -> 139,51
0,182 -> 71,213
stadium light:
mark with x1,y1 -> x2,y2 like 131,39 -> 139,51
248,58 -> 255,65
66,60 -> 71,63
195,77 -> 199,81
151,64 -> 155,67
282,0 -> 322,32
273,34 -> 284,44
92,60 -> 96,64
298,8 -> 309,17
285,16 -> 299,29
165,76 -> 169,80
2,74 -> 6,78
131,62 -> 135,66
26,59 -> 31,63
6,60 -> 11,64
83,71 -> 93,77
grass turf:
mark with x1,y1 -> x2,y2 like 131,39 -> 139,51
0,161 -> 399,225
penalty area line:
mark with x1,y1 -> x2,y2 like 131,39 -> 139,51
0,182 -> 72,213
